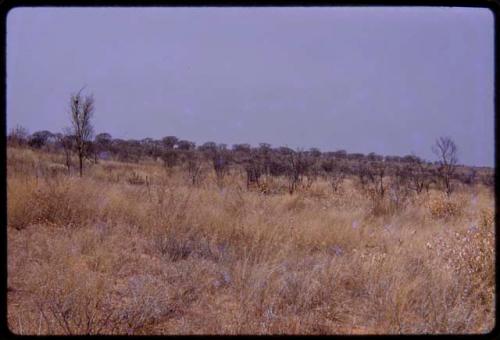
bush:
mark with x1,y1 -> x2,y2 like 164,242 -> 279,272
8,176 -> 100,229
8,177 -> 39,230
427,193 -> 463,219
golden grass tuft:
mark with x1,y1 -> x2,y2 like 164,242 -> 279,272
427,192 -> 464,220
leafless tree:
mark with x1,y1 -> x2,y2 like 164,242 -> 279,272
389,164 -> 414,210
432,136 -> 458,196
69,88 -> 95,177
403,155 -> 433,194
321,159 -> 346,193
258,143 -> 272,177
356,161 -> 374,189
184,151 -> 205,186
285,149 -> 312,194
356,161 -> 387,198
371,161 -> 388,198
58,129 -> 74,175
211,144 -> 231,188
7,125 -> 29,147
161,149 -> 178,169
244,151 -> 264,190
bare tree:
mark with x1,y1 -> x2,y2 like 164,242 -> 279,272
389,165 -> 413,210
244,151 -> 264,190
356,161 -> 374,190
184,150 -> 204,186
321,159 -> 346,193
404,155 -> 433,194
432,136 -> 458,196
210,144 -> 231,188
58,128 -> 75,175
7,125 -> 29,147
161,149 -> 178,169
285,149 -> 311,194
371,161 -> 388,198
69,88 -> 95,177
258,143 -> 272,177
356,160 -> 387,198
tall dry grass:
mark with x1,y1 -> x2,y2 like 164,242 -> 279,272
7,147 -> 495,334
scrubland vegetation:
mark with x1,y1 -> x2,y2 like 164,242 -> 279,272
7,141 -> 495,334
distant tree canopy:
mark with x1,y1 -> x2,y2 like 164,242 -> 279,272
95,133 -> 112,146
28,130 -> 54,149
177,140 -> 196,151
9,121 -> 483,197
162,136 -> 178,149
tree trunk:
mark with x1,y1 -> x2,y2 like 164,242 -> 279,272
65,150 -> 71,175
79,152 -> 83,177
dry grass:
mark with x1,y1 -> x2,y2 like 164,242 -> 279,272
7,147 -> 495,334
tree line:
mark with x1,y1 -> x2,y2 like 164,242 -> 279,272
7,90 -> 493,197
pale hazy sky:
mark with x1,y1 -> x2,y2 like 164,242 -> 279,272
7,7 -> 494,166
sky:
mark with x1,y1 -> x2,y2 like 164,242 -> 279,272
7,7 -> 494,166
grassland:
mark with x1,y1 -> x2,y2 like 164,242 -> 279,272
7,146 -> 495,334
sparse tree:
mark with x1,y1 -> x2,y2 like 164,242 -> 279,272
95,133 -> 112,148
232,143 -> 251,154
404,155 -> 432,194
161,149 -> 178,169
211,144 -> 231,188
199,141 -> 217,153
232,143 -> 252,166
58,129 -> 75,175
371,161 -> 388,198
333,150 -> 347,159
389,165 -> 413,210
94,133 -> 113,161
184,150 -> 204,186
28,130 -> 53,149
285,149 -> 312,194
7,125 -> 29,147
356,160 -> 387,198
161,136 -> 178,149
348,152 -> 365,161
356,161 -> 373,189
321,159 -> 346,193
432,136 -> 458,196
69,88 -> 95,177
367,152 -> 383,162
258,143 -> 272,177
176,140 -> 196,151
244,151 -> 264,190
308,147 -> 322,159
